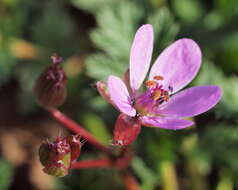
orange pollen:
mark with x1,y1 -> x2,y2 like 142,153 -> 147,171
153,75 -> 164,80
144,80 -> 157,87
163,95 -> 169,102
152,90 -> 161,101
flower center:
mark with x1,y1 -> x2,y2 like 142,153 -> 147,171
134,76 -> 172,116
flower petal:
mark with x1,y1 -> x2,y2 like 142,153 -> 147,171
123,69 -> 130,91
108,75 -> 136,117
96,81 -> 111,103
159,85 -> 222,118
140,116 -> 194,130
130,24 -> 154,92
149,38 -> 201,93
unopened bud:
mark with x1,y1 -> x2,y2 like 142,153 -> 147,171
113,114 -> 141,146
39,135 -> 84,177
34,54 -> 67,108
66,134 -> 85,162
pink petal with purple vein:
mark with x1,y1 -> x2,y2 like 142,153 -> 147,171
159,85 -> 222,118
140,116 -> 194,130
149,38 -> 201,93
108,75 -> 136,117
130,24 -> 154,92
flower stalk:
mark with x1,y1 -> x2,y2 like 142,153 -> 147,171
46,107 -> 113,157
71,159 -> 112,169
46,107 -> 140,188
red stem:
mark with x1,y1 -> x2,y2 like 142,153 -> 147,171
47,108 -> 113,156
120,170 -> 140,190
71,159 -> 112,169
47,108 -> 138,189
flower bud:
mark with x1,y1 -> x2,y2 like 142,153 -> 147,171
113,114 -> 141,146
39,137 -> 71,177
39,135 -> 84,177
34,54 -> 67,108
65,134 -> 84,162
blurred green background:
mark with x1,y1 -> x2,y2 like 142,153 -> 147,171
1,0 -> 238,189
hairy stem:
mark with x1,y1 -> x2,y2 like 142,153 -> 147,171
47,108 -> 113,156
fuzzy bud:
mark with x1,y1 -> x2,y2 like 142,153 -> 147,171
34,54 -> 67,108
113,114 -> 141,146
39,135 -> 84,177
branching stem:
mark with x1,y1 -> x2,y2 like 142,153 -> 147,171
47,108 -> 113,156
46,108 -> 140,189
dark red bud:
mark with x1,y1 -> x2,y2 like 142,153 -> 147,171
39,137 -> 71,177
34,55 -> 67,108
39,135 -> 84,177
113,114 -> 141,146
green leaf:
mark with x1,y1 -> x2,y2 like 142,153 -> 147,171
91,2 -> 143,58
147,7 -> 180,50
86,1 -> 143,80
172,0 -> 203,23
199,124 -> 238,173
216,169 -> 233,190
131,157 -> 158,190
86,54 -> 126,80
215,0 -> 238,20
82,113 -> 112,145
32,0 -> 78,56
0,51 -> 16,86
0,158 -> 13,190
71,0 -> 113,12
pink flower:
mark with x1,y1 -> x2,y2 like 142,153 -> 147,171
97,24 -> 222,144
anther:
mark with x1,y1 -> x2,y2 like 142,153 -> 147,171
164,95 -> 169,101
152,90 -> 161,101
144,80 -> 157,87
163,91 -> 169,101
153,76 -> 164,80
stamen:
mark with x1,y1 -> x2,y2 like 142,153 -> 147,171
152,90 -> 161,101
153,76 -> 164,80
164,96 -> 169,101
163,91 -> 169,102
144,77 -> 171,103
144,80 -> 157,87
135,76 -> 171,116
